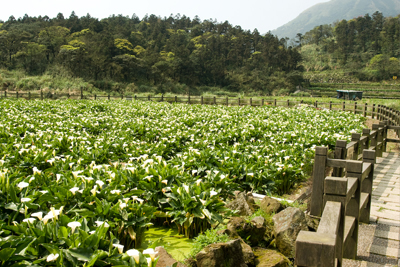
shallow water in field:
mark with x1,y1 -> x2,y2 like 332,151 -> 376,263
140,226 -> 194,261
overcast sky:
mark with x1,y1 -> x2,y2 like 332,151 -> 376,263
1,0 -> 330,33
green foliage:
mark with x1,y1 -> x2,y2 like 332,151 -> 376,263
188,228 -> 230,258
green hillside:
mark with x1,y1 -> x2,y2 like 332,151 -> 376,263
272,0 -> 400,39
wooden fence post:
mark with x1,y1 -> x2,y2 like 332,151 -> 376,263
315,100 -> 318,108
28,92 -> 31,100
238,98 -> 240,106
80,87 -> 83,99
342,160 -> 362,260
342,102 -> 345,111
4,91 -> 6,98
175,96 -> 177,103
333,140 -> 347,177
94,94 -> 96,100
274,99 -> 277,106
135,95 -> 137,101
362,129 -> 371,151
310,146 -> 328,217
329,101 -> 332,110
351,133 -> 361,160
363,103 -> 367,117
226,97 -> 228,106
121,94 -> 124,100
108,94 -> 110,100
201,96 -> 203,105
161,94 -> 164,102
213,96 -> 216,105
360,150 -> 376,223
379,121 -> 388,153
148,95 -> 151,101
372,104 -> 375,119
354,102 -> 357,114
41,89 -> 43,100
250,98 -> 252,106
16,91 -> 19,100
287,99 -> 290,107
261,99 -> 264,106
188,94 -> 190,104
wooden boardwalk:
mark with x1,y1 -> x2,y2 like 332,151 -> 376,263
344,152 -> 400,267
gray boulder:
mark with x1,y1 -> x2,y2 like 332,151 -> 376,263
272,207 -> 308,258
226,192 -> 256,216
196,239 -> 248,267
260,196 -> 283,214
226,216 -> 265,246
253,248 -> 290,267
155,247 -> 186,267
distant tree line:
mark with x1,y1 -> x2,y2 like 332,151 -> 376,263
0,12 -> 303,94
298,11 -> 400,81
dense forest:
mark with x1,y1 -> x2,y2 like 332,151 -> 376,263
299,11 -> 400,83
0,12 -> 302,95
1,12 -> 399,95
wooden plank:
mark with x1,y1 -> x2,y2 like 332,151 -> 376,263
327,158 -> 347,168
346,141 -> 358,150
317,201 -> 341,235
347,178 -> 358,200
360,192 -> 369,210
325,177 -> 348,196
386,138 -> 400,143
344,216 -> 356,245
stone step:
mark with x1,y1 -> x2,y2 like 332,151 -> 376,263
370,245 -> 400,258
343,259 -> 397,267
374,230 -> 400,241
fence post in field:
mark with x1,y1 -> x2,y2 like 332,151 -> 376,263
300,99 -> 303,104
238,98 -> 240,106
121,94 -> 123,100
175,96 -> 177,103
329,101 -> 332,110
315,100 -> 318,108
250,98 -> 252,106
161,94 -> 164,102
333,140 -> 347,177
135,95 -> 137,101
148,95 -> 151,101
94,94 -> 96,100
310,146 -> 328,217
213,96 -> 216,105
28,92 -> 31,100
287,99 -> 290,107
274,99 -> 277,106
261,99 -> 264,106
4,91 -> 6,98
201,96 -> 203,105
354,102 -> 357,114
363,103 -> 367,117
372,104 -> 375,119
16,91 -> 19,100
226,97 -> 228,106
377,105 -> 381,120
188,94 -> 190,104
342,102 -> 345,111
80,87 -> 83,99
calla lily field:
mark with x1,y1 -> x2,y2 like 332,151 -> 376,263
0,99 -> 365,266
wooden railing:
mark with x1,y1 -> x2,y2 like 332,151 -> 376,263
295,115 -> 400,266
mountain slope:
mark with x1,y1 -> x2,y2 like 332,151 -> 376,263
271,0 -> 400,39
